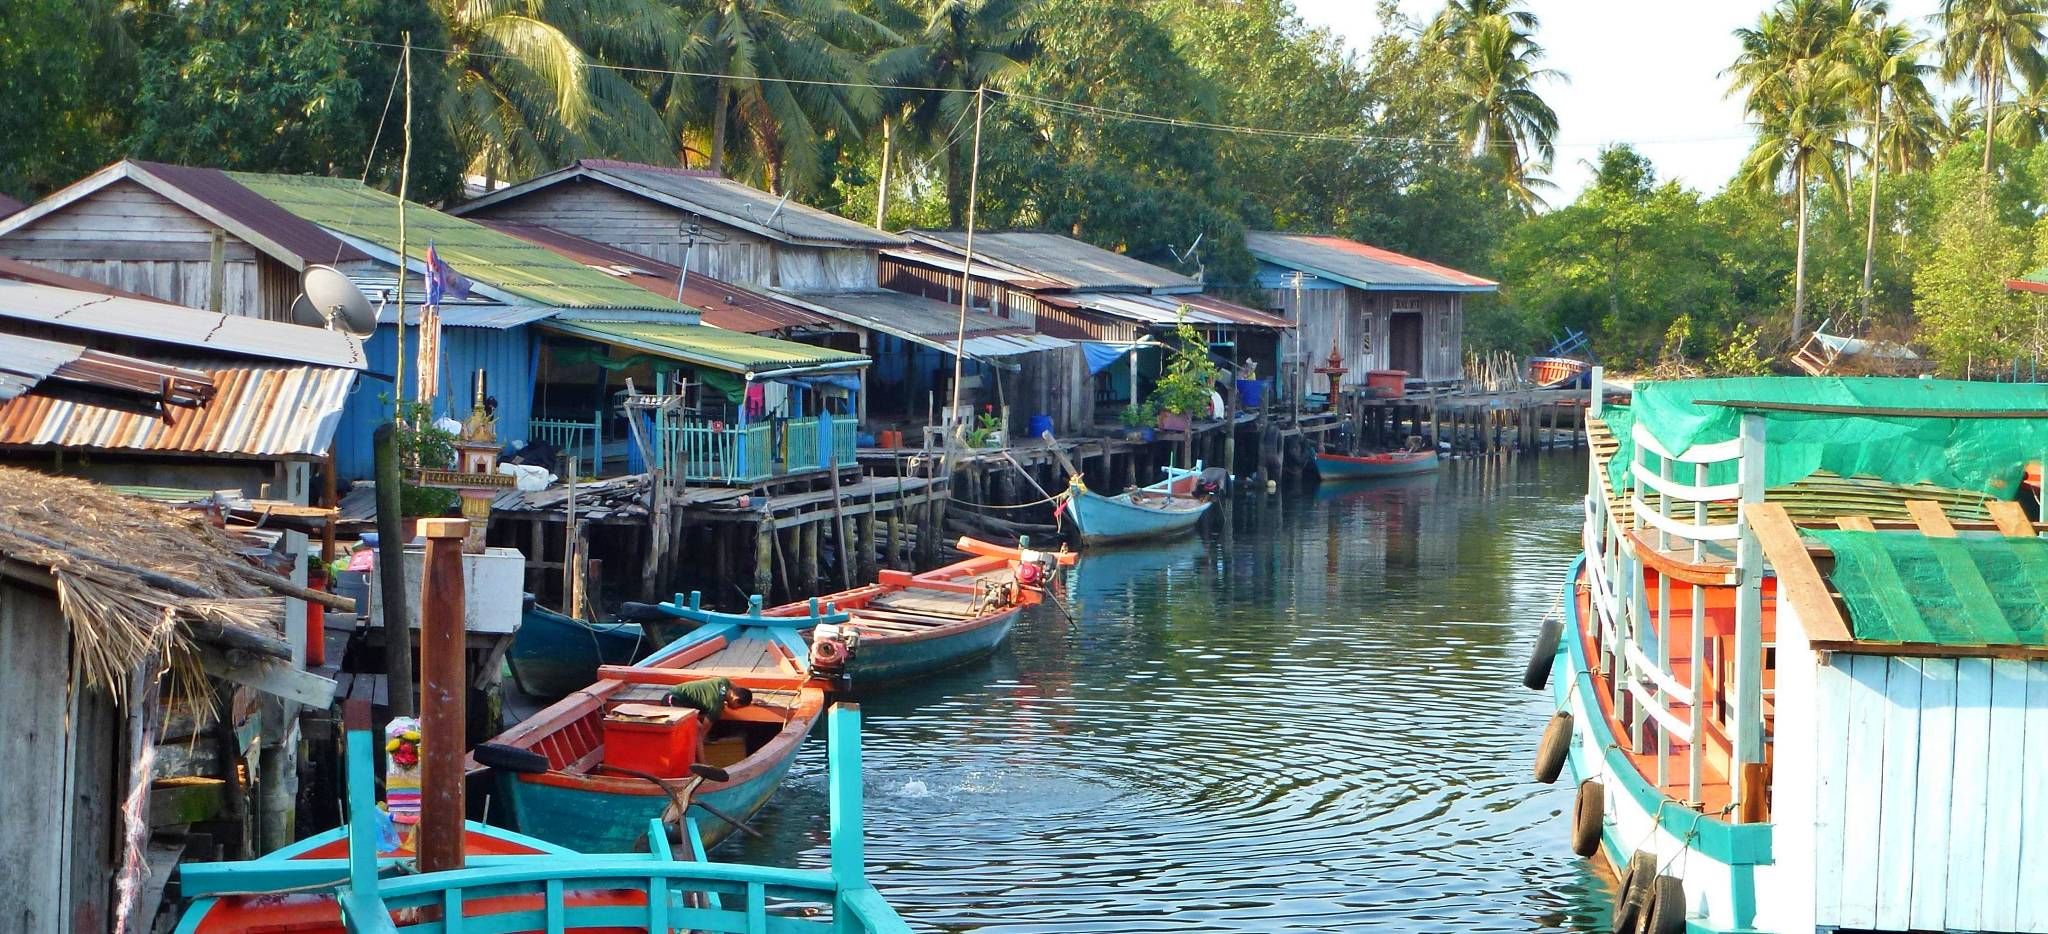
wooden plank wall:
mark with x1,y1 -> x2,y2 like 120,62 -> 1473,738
0,576 -> 85,934
0,179 -> 274,317
1265,286 -> 1464,386
1810,653 -> 2048,932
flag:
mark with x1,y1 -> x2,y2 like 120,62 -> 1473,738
424,242 -> 471,306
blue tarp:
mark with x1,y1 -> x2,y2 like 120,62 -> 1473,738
1082,341 -> 1148,376
779,373 -> 861,393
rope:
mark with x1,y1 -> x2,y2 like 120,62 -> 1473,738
948,489 -> 1071,511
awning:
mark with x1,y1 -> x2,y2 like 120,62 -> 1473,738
781,290 -> 1073,361
543,319 -> 868,379
1043,292 -> 1293,330
1080,340 -> 1160,376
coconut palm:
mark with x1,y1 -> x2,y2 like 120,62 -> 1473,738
1996,78 -> 2048,146
437,0 -> 681,181
870,0 -> 1036,226
1442,11 -> 1563,211
1728,0 -> 1860,341
1840,10 -> 1934,316
1938,0 -> 2048,170
682,0 -> 889,192
1425,0 -> 1539,46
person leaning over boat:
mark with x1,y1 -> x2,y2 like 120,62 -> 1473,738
664,676 -> 753,726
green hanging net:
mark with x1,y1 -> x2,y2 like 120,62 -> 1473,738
1806,529 -> 2048,647
1603,377 -> 2048,500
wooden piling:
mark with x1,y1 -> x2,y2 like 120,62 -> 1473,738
416,517 -> 468,873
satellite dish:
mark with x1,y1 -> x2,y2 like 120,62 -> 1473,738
301,265 -> 377,337
289,293 -> 323,329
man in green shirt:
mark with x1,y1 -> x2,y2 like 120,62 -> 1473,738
664,676 -> 753,726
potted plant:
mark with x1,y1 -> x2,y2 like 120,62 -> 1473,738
1117,401 -> 1159,442
963,409 -> 1006,449
394,400 -> 460,537
1148,316 -> 1222,432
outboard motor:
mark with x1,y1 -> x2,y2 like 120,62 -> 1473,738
809,622 -> 858,683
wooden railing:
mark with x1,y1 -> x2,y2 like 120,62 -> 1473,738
530,412 -> 604,475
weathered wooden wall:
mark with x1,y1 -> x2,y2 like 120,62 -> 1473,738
0,571 -> 119,934
465,184 -> 877,291
1266,285 -> 1463,386
0,179 -> 299,320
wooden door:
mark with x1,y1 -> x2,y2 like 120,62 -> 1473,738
1389,312 -> 1423,374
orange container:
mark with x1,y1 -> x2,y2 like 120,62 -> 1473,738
1366,369 -> 1408,396
601,703 -> 701,776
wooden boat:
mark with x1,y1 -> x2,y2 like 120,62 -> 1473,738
764,537 -> 1076,687
1536,373 -> 2048,933
1525,354 -> 1590,390
176,700 -> 912,933
1066,463 -> 1212,546
505,601 -> 651,699
472,598 -> 841,854
1314,449 -> 1440,480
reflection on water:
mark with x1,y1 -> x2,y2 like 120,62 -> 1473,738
729,453 -> 1613,932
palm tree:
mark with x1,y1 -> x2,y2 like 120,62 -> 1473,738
1876,76 -> 1950,171
1841,9 -> 1934,317
1938,0 -> 2048,170
1431,3 -> 1563,211
437,0 -> 682,181
870,0 -> 1036,226
683,0 -> 889,192
1996,77 -> 2048,145
1728,0 -> 1860,341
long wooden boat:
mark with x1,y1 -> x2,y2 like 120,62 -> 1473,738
1066,463 -> 1212,546
1526,354 -> 1590,390
472,598 -> 842,854
506,601 -> 651,699
176,700 -> 912,933
1533,374 -> 2048,933
1314,449 -> 1439,480
763,537 -> 1076,687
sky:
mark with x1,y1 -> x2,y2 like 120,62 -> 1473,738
1289,0 -> 1945,202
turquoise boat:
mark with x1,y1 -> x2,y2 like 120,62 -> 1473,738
506,602 -> 651,699
1066,463 -> 1212,547
1314,449 -> 1439,480
175,698 -> 911,933
475,596 -> 846,854
763,538 -> 1076,688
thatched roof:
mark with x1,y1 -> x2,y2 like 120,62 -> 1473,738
0,467 -> 290,697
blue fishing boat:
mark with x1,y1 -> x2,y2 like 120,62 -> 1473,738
475,596 -> 844,854
175,699 -> 910,933
765,537 -> 1075,687
1066,463 -> 1213,547
1313,449 -> 1440,480
506,600 -> 650,699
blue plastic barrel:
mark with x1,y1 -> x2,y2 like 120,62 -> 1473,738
1235,379 -> 1264,408
1027,414 -> 1054,438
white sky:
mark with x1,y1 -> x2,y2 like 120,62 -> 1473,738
1289,0 -> 1946,200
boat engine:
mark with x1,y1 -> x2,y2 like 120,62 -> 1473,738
809,623 -> 857,681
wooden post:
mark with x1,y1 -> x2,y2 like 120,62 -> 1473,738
753,518 -> 774,598
886,508 -> 903,571
800,521 -> 820,594
208,229 -> 226,313
371,424 -> 414,718
561,455 -> 579,616
857,511 -> 877,583
828,454 -> 853,590
416,517 -> 468,873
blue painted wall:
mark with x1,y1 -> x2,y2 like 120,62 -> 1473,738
333,323 -> 537,480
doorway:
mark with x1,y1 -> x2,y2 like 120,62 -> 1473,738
1389,312 -> 1423,375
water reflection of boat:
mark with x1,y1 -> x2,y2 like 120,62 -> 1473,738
1539,374 -> 2048,933
1067,534 -> 1204,591
1068,463 -> 1212,546
1312,469 -> 1440,501
1314,450 -> 1440,480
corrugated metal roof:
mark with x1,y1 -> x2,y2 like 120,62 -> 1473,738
0,193 -> 24,220
0,281 -> 367,370
346,274 -> 558,329
909,231 -> 1199,292
226,172 -> 682,313
0,333 -> 83,401
0,333 -> 215,406
481,221 -> 829,332
879,245 -> 1064,289
459,161 -> 902,248
1246,232 -> 1498,292
0,362 -> 355,458
789,290 -> 1071,359
1045,292 -> 1294,330
133,162 -> 374,266
543,319 -> 867,376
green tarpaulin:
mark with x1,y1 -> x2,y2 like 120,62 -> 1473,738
1808,529 -> 2048,646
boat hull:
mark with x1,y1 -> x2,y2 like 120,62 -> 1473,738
1527,355 -> 1590,390
1314,451 -> 1440,480
1070,489 -> 1210,546
848,605 -> 1019,685
498,732 -> 803,853
1550,557 -> 1774,934
506,605 -> 648,699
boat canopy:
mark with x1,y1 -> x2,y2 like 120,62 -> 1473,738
1808,528 -> 2048,647
1603,376 -> 2048,499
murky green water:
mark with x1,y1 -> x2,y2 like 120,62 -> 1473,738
731,452 -> 1614,932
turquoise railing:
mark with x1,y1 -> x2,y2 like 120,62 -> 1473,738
784,414 -> 860,473
530,412 -> 604,475
332,704 -> 909,934
660,420 -> 774,485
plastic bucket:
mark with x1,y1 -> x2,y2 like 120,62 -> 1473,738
1235,379 -> 1264,408
1027,414 -> 1054,439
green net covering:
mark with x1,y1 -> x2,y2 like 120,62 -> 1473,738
1604,377 -> 2048,499
1807,529 -> 2048,646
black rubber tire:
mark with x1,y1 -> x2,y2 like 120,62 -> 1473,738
1610,852 -> 1657,934
1533,711 -> 1573,784
1643,874 -> 1687,934
1571,779 -> 1604,857
1524,617 -> 1563,690
472,742 -> 550,775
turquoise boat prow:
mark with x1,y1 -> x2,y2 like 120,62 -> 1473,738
177,699 -> 912,933
476,595 -> 844,854
1314,449 -> 1440,480
1067,462 -> 1213,547
506,601 -> 650,700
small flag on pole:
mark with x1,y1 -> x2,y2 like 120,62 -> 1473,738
424,243 -> 471,306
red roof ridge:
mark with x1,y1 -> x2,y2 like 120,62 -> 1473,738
578,159 -> 723,179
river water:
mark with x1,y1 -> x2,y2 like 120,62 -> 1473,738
730,452 -> 1614,932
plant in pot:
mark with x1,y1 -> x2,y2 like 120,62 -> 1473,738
1117,401 -> 1159,441
963,409 -> 1006,449
394,400 -> 460,530
1148,317 -> 1222,432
